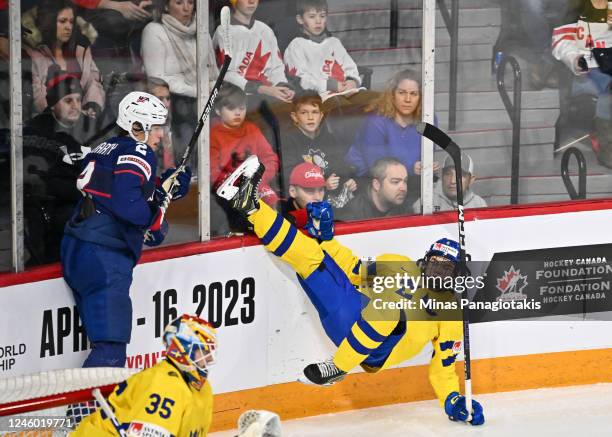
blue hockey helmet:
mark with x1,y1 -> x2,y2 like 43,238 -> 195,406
420,238 -> 462,292
426,238 -> 461,264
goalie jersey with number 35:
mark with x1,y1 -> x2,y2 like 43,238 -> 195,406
71,359 -> 213,437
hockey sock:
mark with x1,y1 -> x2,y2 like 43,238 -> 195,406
333,319 -> 399,372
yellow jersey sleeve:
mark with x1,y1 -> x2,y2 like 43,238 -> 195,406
428,321 -> 463,406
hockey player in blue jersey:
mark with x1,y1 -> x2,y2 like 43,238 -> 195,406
61,91 -> 191,368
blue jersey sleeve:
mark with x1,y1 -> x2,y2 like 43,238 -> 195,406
111,141 -> 158,227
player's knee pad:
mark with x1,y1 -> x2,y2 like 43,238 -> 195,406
83,341 -> 127,368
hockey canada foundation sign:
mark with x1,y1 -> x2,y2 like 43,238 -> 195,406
471,243 -> 612,322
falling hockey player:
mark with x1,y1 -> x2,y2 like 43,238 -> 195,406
217,155 -> 485,426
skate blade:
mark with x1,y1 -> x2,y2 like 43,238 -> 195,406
216,155 -> 261,200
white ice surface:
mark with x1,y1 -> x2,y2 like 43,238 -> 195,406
210,383 -> 612,437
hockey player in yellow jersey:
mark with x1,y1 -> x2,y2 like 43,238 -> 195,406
71,314 -> 216,436
217,156 -> 484,426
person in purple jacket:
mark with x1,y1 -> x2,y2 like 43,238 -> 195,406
345,69 -> 440,177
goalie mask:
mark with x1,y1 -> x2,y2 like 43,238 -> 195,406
163,314 -> 217,390
420,238 -> 462,292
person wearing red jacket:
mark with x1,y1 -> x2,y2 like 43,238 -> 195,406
211,82 -> 280,203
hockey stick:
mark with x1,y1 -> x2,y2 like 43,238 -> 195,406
160,5 -> 233,198
92,388 -> 128,437
416,122 -> 473,421
144,7 -> 232,242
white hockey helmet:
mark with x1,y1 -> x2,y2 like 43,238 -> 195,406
116,91 -> 168,142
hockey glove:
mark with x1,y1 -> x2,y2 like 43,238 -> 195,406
144,218 -> 168,247
160,166 -> 192,200
305,201 -> 334,241
444,392 -> 484,426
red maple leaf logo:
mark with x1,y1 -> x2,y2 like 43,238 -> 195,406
286,65 -> 298,77
330,58 -> 346,82
215,48 -> 226,67
241,41 -> 272,85
497,268 -> 518,293
496,265 -> 527,295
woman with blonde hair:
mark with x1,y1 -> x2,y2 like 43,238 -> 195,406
345,69 -> 439,177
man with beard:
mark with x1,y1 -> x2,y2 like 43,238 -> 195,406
335,157 -> 412,221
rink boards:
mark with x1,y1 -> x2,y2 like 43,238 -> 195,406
1,200 -> 612,431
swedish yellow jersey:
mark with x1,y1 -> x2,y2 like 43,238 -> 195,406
356,254 -> 463,406
71,360 -> 213,437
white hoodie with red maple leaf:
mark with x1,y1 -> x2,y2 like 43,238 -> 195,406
212,19 -> 289,93
284,34 -> 361,99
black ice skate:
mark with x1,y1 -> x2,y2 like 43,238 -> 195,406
300,359 -> 347,386
216,155 -> 265,216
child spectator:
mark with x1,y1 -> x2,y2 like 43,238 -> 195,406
284,0 -> 364,103
280,91 -> 357,202
280,162 -> 326,224
413,152 -> 487,213
552,0 -> 612,167
30,0 -> 105,118
212,0 -> 294,104
345,69 -> 439,177
210,83 -> 280,206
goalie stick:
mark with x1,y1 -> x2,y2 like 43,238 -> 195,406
416,122 -> 474,421
92,388 -> 128,437
160,5 -> 233,199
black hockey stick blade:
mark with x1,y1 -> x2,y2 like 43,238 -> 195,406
416,122 -> 452,149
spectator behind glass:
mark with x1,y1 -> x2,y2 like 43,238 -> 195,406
413,152 -> 487,214
23,67 -> 96,265
213,0 -> 295,104
335,158 -> 413,221
280,91 -> 357,202
145,77 -> 176,173
31,0 -> 105,118
552,0 -> 612,168
73,0 -> 153,78
210,83 -> 280,205
284,0 -> 362,99
517,0 -> 569,89
142,0 -> 218,169
142,0 -> 218,98
280,162 -> 326,224
344,69 -> 439,178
